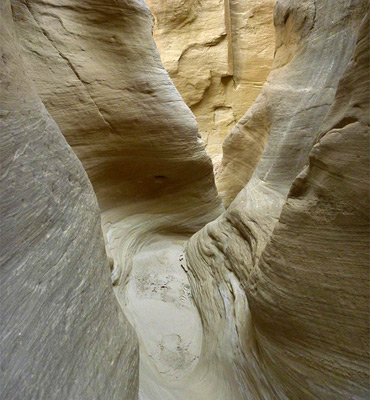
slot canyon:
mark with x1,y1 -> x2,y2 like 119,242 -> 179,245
1,1 -> 369,399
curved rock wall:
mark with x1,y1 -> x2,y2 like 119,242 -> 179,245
2,0 -> 369,399
12,0 -> 223,291
12,0 -> 220,216
186,1 -> 369,399
146,0 -> 275,167
217,0 -> 368,205
0,1 -> 139,399
10,0 -> 224,398
248,13 -> 370,397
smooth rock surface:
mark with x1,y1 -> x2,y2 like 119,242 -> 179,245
2,0 -> 369,399
248,12 -> 370,397
146,0 -> 275,167
0,2 -> 139,399
11,0 -> 224,398
186,1 -> 369,399
12,0 -> 220,215
217,0 -> 368,205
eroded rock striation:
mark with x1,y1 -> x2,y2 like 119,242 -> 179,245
146,0 -> 275,167
1,2 -> 138,399
10,0 -> 224,398
248,13 -> 370,397
12,0 -> 220,214
1,0 -> 369,399
186,2 -> 369,399
217,0 -> 368,206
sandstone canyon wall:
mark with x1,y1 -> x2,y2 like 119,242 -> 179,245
248,14 -> 370,397
146,0 -> 275,168
186,1 -> 369,399
7,0 -> 224,398
11,0 -> 221,216
1,0 -> 369,399
0,1 -> 138,399
217,0 -> 369,205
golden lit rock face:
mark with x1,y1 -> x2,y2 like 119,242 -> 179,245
216,0 -> 367,206
146,0 -> 275,167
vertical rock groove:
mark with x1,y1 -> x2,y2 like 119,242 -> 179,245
146,0 -> 275,167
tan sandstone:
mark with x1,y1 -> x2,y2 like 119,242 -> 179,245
146,0 -> 275,168
186,1 -> 369,399
10,0 -> 223,398
2,0 -> 369,399
1,1 -> 138,399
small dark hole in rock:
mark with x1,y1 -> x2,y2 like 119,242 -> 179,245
332,116 -> 357,129
221,75 -> 233,86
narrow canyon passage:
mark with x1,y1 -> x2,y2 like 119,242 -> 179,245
2,1 -> 369,400
106,221 -> 235,400
119,237 -> 245,400
122,237 -> 202,398
145,0 -> 275,166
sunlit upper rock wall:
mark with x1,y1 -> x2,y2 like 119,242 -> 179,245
146,0 -> 275,168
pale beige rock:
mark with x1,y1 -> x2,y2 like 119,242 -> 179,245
146,0 -> 275,166
12,0 -> 220,215
11,0 -> 224,398
217,0 -> 366,205
186,1 -> 369,399
248,13 -> 370,397
3,0 -> 369,399
0,1 -> 138,399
